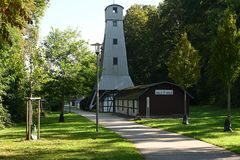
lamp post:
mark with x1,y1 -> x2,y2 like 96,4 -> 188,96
91,43 -> 101,132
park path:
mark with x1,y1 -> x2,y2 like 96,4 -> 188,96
71,109 -> 240,160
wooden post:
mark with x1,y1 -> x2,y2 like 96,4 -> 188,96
26,100 -> 29,140
38,100 -> 41,139
28,99 -> 32,140
146,97 -> 150,118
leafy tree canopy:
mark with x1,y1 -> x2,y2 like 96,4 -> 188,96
42,28 -> 96,120
0,0 -> 49,122
210,9 -> 240,89
168,32 -> 201,89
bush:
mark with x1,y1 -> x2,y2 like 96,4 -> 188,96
0,104 -> 11,129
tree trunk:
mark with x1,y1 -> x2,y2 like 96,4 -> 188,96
69,95 -> 71,113
224,85 -> 232,131
59,94 -> 65,122
227,86 -> 231,121
182,90 -> 189,125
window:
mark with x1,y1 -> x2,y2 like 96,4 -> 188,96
113,38 -> 118,45
113,57 -> 118,65
113,21 -> 117,27
113,7 -> 118,13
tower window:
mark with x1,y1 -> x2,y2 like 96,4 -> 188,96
113,39 -> 118,45
113,7 -> 118,13
113,57 -> 118,65
113,20 -> 117,27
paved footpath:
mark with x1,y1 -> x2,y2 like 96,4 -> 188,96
71,109 -> 240,160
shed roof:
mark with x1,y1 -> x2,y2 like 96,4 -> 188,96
115,88 -> 147,100
115,81 -> 193,100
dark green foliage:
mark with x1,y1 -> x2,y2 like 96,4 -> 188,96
2,76 -> 26,122
0,104 -> 11,129
124,5 -> 161,84
124,0 -> 240,106
0,0 -> 49,124
210,9 -> 240,88
209,9 -> 240,126
0,25 -> 27,122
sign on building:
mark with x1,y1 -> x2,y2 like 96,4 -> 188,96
155,89 -> 173,95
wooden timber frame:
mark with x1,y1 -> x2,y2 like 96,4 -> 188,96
26,97 -> 42,140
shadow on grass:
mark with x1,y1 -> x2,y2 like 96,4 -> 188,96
136,106 -> 240,154
0,145 -> 142,160
138,116 -> 239,139
0,112 -> 143,160
39,113 -> 123,142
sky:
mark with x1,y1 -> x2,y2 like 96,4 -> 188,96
39,0 -> 161,47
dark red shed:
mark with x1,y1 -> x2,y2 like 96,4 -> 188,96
114,82 -> 192,117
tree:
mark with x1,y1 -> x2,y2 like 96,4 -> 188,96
167,32 -> 201,124
210,9 -> 240,131
42,28 -> 96,122
0,0 -> 49,123
156,0 -> 186,81
124,1 -> 188,85
183,0 -> 240,105
1,30 -> 27,122
124,0 -> 240,106
124,5 -> 160,84
0,0 -> 34,41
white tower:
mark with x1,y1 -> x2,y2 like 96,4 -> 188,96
88,4 -> 134,112
99,4 -> 134,90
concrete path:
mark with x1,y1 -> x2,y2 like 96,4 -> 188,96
71,109 -> 240,160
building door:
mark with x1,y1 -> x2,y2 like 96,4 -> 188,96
146,97 -> 150,118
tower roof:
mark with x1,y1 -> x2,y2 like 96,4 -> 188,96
105,4 -> 124,11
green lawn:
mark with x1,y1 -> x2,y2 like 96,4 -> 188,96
0,112 -> 143,160
136,105 -> 240,154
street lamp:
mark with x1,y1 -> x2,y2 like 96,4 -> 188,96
91,43 -> 101,132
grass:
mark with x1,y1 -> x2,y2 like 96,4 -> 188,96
0,112 -> 143,160
136,105 -> 240,154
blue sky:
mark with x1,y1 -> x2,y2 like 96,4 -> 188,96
39,0 -> 161,45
